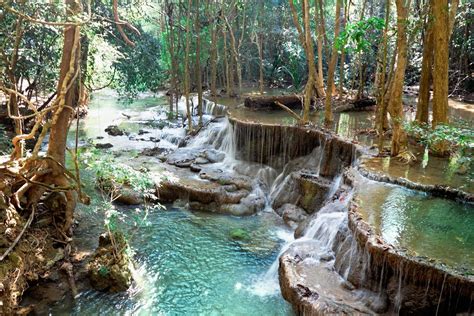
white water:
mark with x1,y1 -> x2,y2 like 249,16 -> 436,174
249,175 -> 353,297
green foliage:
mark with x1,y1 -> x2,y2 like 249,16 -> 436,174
405,121 -> 474,160
337,17 -> 385,53
81,149 -> 154,193
111,30 -> 166,98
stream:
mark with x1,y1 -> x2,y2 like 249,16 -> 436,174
21,89 -> 473,314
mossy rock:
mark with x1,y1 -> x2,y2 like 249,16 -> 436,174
229,228 -> 251,241
88,232 -> 133,293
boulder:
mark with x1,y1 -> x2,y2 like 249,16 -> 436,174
271,172 -> 332,214
277,204 -> 308,229
88,232 -> 133,293
203,149 -> 225,163
105,125 -> 124,136
95,143 -> 113,149
115,187 -> 142,205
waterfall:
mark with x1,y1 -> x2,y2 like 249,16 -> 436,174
215,118 -> 236,163
249,174 -> 352,297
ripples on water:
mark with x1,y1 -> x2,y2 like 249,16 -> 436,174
52,208 -> 294,315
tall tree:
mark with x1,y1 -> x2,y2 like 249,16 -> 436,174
432,0 -> 459,128
324,0 -> 342,125
388,0 -> 411,157
376,0 -> 391,153
184,0 -> 193,133
289,0 -> 325,123
195,0 -> 203,127
415,0 -> 433,123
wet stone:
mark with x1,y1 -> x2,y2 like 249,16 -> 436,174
277,203 -> 308,229
190,164 -> 202,173
105,125 -> 124,136
203,149 -> 225,163
194,157 -> 210,164
95,143 -> 113,149
141,147 -> 171,157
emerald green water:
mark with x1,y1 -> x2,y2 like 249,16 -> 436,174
356,181 -> 474,273
52,203 -> 294,315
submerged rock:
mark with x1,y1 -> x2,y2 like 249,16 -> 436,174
229,228 -> 251,241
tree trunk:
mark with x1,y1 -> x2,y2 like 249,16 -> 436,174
257,33 -> 264,94
46,0 -> 82,233
324,0 -> 342,126
210,22 -> 218,97
339,0 -> 349,96
376,0 -> 391,153
195,1 -> 203,126
289,0 -> 325,103
303,0 -> 314,122
9,17 -> 24,159
184,0 -> 193,133
432,0 -> 458,128
356,0 -> 367,100
166,1 -> 179,117
416,5 -> 433,124
257,1 -> 265,94
315,0 -> 324,85
388,0 -> 411,157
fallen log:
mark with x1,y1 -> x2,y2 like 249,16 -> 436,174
244,95 -> 307,110
333,98 -> 377,112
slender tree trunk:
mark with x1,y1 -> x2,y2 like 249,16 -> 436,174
195,1 -> 203,126
432,0 -> 458,128
184,0 -> 193,133
416,6 -> 433,124
339,0 -> 349,96
225,9 -> 245,97
303,0 -> 314,122
257,33 -> 264,94
165,1 -> 179,118
8,17 -> 24,159
315,0 -> 324,85
222,27 -> 231,96
324,0 -> 342,126
226,19 -> 240,95
376,0 -> 391,153
388,0 -> 411,157
210,23 -> 218,96
258,1 -> 265,94
289,0 -> 325,102
356,0 -> 367,100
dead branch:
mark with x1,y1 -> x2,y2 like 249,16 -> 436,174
275,101 -> 303,122
0,206 -> 35,262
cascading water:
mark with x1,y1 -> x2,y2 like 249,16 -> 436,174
250,173 -> 352,297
